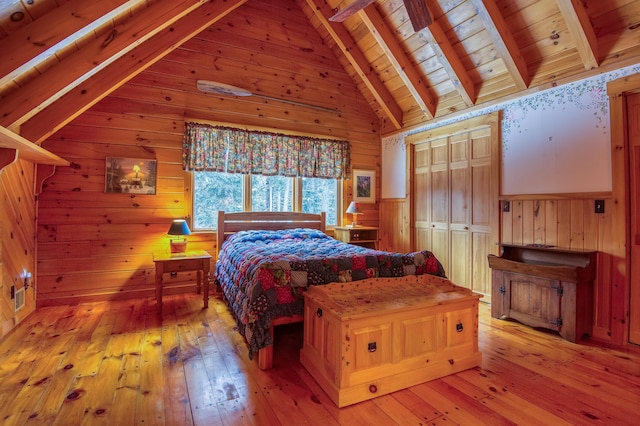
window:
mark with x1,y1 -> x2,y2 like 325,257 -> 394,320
193,172 -> 243,230
192,172 -> 338,230
302,177 -> 337,226
251,175 -> 293,212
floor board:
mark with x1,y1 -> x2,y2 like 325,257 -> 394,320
0,293 -> 638,425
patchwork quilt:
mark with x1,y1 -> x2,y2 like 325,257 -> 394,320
214,228 -> 446,359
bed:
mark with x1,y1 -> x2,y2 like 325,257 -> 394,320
214,211 -> 450,369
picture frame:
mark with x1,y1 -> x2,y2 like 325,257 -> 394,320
105,157 -> 157,194
352,169 -> 375,203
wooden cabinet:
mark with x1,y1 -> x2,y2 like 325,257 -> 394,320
300,275 -> 482,407
334,226 -> 378,249
488,244 -> 596,343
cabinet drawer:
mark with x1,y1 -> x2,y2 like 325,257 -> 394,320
161,259 -> 205,273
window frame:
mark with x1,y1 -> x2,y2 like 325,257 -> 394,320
185,171 -> 343,231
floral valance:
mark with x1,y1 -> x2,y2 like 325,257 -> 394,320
182,122 -> 351,180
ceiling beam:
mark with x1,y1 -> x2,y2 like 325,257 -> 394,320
19,0 -> 249,144
0,0 -> 144,94
358,4 -> 436,118
422,0 -> 476,107
0,0 -> 210,132
469,0 -> 530,90
555,0 -> 599,70
302,0 -> 404,130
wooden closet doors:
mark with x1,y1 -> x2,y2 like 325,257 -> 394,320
407,113 -> 500,300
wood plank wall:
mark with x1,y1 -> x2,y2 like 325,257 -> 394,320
498,198 -> 616,343
0,159 -> 36,338
378,199 -> 410,253
379,196 -> 619,344
34,1 -> 381,306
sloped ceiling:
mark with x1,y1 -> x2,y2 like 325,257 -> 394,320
0,0 -> 639,145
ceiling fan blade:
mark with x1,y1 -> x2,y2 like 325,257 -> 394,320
329,0 -> 432,31
197,80 -> 252,96
403,0 -> 432,32
329,0 -> 376,22
196,80 -> 339,113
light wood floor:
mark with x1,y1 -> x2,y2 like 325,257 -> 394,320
1,292 -> 639,426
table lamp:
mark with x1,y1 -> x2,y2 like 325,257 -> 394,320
345,201 -> 362,228
168,219 -> 191,253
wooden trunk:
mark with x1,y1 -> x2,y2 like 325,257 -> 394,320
488,244 -> 596,343
300,275 -> 482,407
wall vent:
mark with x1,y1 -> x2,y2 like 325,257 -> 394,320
14,287 -> 25,312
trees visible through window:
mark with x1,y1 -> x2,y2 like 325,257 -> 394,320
251,175 -> 293,212
193,172 -> 338,230
193,172 -> 243,230
302,177 -> 337,225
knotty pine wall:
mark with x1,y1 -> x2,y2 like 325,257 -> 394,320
499,198 -> 617,343
378,196 -> 621,344
0,159 -> 36,338
34,1 -> 381,306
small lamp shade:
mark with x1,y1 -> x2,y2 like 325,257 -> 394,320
168,219 -> 191,236
168,219 -> 191,253
345,201 -> 362,227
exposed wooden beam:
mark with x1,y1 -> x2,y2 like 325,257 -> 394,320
555,0 -> 599,69
0,0 -> 210,131
302,0 -> 404,130
422,0 -> 476,107
20,0 -> 250,145
469,0 -> 529,90
0,0 -> 143,94
0,126 -> 69,167
359,4 -> 436,118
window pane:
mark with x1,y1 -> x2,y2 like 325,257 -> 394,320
194,172 -> 243,230
302,177 -> 337,226
251,175 -> 293,212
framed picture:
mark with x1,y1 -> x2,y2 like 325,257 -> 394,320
105,157 -> 157,194
353,169 -> 375,203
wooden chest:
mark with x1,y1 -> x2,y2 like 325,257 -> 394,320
300,275 -> 482,407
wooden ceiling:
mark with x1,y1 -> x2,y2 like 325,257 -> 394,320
0,0 -> 639,144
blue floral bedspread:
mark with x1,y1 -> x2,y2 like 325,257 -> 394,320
214,228 -> 446,359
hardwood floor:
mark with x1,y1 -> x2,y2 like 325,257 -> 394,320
1,292 -> 639,425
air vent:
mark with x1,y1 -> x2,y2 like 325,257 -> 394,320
14,287 -> 25,312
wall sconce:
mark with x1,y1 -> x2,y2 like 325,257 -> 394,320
167,219 -> 191,253
345,201 -> 363,228
22,271 -> 32,289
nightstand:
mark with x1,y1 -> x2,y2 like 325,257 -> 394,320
153,250 -> 212,312
334,226 -> 378,249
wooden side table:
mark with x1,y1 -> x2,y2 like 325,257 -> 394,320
334,226 -> 379,249
153,250 -> 212,312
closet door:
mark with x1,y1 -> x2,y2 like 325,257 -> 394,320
468,127 -> 494,297
449,133 -> 470,289
409,114 -> 499,300
431,138 -> 450,274
413,143 -> 432,255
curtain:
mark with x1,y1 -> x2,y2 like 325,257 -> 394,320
183,122 -> 351,179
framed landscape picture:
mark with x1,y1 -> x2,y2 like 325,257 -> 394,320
105,157 -> 157,194
353,169 -> 375,203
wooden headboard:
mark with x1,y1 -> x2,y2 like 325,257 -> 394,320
216,211 -> 326,257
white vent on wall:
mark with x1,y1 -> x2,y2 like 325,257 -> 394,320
14,287 -> 25,312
